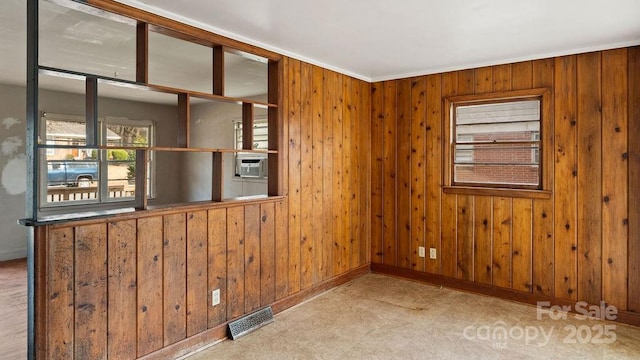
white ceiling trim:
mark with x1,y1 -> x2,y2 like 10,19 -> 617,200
114,0 -> 373,82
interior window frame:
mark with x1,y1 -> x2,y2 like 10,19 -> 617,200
443,88 -> 553,199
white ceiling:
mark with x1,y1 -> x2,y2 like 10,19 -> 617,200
116,0 -> 640,82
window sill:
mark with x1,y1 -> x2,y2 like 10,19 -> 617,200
443,186 -> 551,199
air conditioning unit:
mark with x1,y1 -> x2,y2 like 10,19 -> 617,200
236,157 -> 267,179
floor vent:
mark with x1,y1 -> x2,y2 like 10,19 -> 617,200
228,306 -> 274,340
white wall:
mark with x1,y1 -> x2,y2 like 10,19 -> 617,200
183,100 -> 267,202
0,82 -> 182,260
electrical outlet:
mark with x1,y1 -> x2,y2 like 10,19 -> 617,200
418,246 -> 425,258
429,248 -> 437,259
212,289 -> 220,306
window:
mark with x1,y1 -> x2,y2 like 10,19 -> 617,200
235,117 -> 268,150
41,113 -> 154,205
445,88 -> 551,195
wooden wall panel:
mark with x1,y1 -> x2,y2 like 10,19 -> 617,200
425,74 -> 442,274
137,217 -> 163,356
244,204 -> 261,313
163,214 -> 187,345
186,211 -> 208,337
300,62 -> 314,290
226,206 -> 245,319
492,197 -> 512,288
601,48 -> 628,310
576,52 -> 602,305
553,55 -> 578,301
360,81 -> 372,266
410,77 -> 426,272
107,220 -> 137,359
74,224 -> 107,359
531,58 -> 555,297
628,46 -> 640,313
474,197 -> 492,285
350,79 -> 362,270
274,201 -> 289,299
207,209 -> 227,328
287,59 -> 302,294
47,227 -> 74,359
397,78 -> 412,268
322,69 -> 336,279
341,76 -> 352,273
332,73 -> 345,274
511,198 -> 532,292
260,203 -> 276,306
382,81 -> 397,266
370,82 -> 384,265
370,46 -> 637,315
311,66 -> 325,281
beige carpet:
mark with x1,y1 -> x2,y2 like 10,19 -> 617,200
185,274 -> 640,360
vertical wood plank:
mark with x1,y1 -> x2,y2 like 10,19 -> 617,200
382,80 -> 397,266
342,76 -> 354,273
492,64 -> 511,91
474,196 -> 493,285
457,195 -> 474,281
177,93 -> 190,148
212,46 -> 224,96
332,73 -> 345,274
360,81 -> 372,266
75,224 -> 107,359
186,211 -> 208,337
628,46 -> 640,312
511,61 -> 533,90
207,209 -> 227,328
137,216 -> 163,356
322,69 -> 335,278
576,52 -> 603,305
441,72 -> 458,278
136,22 -> 149,83
47,227 -> 74,359
244,204 -> 261,313
260,203 -> 276,306
274,201 -> 289,299
211,152 -> 223,202
602,48 -> 629,310
311,66 -> 324,281
512,198 -> 533,292
242,102 -> 254,150
492,197 -> 512,289
370,82 -> 384,264
227,206 -> 245,318
300,62 -> 314,289
287,59 -> 302,293
458,69 -> 475,95
553,55 -> 578,301
350,78 -> 362,270
425,74 -> 442,275
474,66 -> 493,93
397,78 -> 412,269
532,58 -> 555,297
410,76 -> 426,272
163,213 -> 187,345
107,220 -> 137,359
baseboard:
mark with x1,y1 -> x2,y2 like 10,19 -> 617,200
371,263 -> 640,328
0,247 -> 27,262
139,264 -> 371,360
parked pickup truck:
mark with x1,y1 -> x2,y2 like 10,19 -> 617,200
47,161 -> 99,187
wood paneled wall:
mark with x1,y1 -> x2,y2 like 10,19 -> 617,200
371,46 -> 640,312
35,57 -> 371,360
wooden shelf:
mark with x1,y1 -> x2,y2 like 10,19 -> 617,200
37,144 -> 277,154
39,66 -> 277,108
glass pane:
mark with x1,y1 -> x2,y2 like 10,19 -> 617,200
39,0 -> 136,80
456,124 -> 540,142
225,51 -> 268,102
456,99 -> 540,125
454,143 -> 540,186
455,164 -> 540,187
148,31 -> 212,93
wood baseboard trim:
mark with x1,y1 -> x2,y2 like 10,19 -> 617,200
371,263 -> 640,328
139,264 -> 371,360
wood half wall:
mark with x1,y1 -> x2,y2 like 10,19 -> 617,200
34,58 -> 371,360
370,46 -> 640,317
